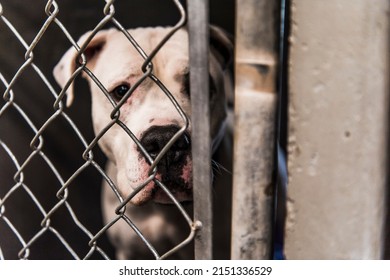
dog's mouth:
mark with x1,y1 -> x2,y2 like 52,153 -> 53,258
130,125 -> 193,205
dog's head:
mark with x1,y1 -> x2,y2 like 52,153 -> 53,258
54,26 -> 232,205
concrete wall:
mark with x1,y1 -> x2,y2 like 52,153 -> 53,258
285,0 -> 390,259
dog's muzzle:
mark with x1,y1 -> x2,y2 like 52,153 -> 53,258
138,125 -> 193,203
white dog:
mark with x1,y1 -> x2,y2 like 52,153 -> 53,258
54,26 -> 233,259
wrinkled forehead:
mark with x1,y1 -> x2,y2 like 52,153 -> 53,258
94,28 -> 190,84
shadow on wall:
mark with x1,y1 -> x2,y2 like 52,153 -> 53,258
0,0 -> 234,259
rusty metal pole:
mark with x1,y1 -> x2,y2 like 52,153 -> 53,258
231,0 -> 280,259
187,0 -> 213,260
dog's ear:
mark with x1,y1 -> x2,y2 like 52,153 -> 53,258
53,29 -> 111,106
209,26 -> 234,70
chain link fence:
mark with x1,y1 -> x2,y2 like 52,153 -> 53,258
0,0 -> 203,260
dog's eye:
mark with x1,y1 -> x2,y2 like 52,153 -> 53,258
182,72 -> 216,97
111,84 -> 130,101
209,75 -> 217,96
182,73 -> 190,97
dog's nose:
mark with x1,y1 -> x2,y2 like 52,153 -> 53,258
140,125 -> 191,168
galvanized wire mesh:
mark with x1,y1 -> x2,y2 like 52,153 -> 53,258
0,0 -> 196,259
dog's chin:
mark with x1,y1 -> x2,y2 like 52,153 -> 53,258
152,190 -> 193,204
129,181 -> 193,206
127,155 -> 193,205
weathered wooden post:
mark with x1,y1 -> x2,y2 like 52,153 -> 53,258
231,0 -> 280,259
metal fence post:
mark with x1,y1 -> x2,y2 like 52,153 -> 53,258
187,0 -> 213,259
231,0 -> 280,259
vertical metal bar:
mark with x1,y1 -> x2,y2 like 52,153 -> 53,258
285,0 -> 390,259
187,0 -> 212,259
231,0 -> 280,259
